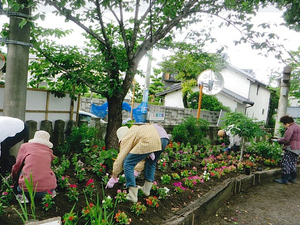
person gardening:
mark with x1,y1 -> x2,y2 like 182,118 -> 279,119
0,116 -> 29,176
273,115 -> 300,184
106,123 -> 169,203
11,130 -> 57,203
217,125 -> 241,152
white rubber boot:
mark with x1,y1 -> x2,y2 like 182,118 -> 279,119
126,187 -> 138,203
141,181 -> 153,196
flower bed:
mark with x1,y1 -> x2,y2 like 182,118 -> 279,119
0,140 -> 283,225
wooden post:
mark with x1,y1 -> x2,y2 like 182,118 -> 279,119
197,84 -> 203,119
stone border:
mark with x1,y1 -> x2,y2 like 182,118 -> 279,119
165,167 -> 299,225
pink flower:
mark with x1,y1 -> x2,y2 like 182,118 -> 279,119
45,203 -> 49,208
2,192 -> 8,195
69,184 -> 78,188
86,179 -> 94,187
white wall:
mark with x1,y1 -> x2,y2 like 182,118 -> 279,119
221,67 -> 251,98
247,83 -> 270,121
164,90 -> 184,108
0,86 -> 79,129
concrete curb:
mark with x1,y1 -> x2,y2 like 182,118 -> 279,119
165,167 -> 299,225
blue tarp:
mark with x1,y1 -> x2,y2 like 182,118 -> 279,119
90,101 -> 147,123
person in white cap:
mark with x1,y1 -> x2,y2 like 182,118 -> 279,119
106,124 -> 169,203
217,125 -> 241,152
0,116 -> 29,175
11,130 -> 57,202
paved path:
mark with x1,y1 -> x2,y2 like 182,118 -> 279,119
201,179 -> 300,225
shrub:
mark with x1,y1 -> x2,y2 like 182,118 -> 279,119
171,116 -> 209,146
246,141 -> 283,163
56,124 -> 102,155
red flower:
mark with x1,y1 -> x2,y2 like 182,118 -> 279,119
69,216 -> 74,221
45,203 -> 49,208
86,178 -> 94,187
102,146 -> 106,150
69,184 -> 78,188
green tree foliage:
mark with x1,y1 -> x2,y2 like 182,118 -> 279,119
158,48 -> 226,107
286,46 -> 300,103
171,116 -> 210,146
266,87 -> 279,128
222,112 -> 266,160
187,91 -> 231,111
2,0 -> 299,149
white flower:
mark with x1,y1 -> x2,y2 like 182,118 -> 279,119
164,187 -> 170,193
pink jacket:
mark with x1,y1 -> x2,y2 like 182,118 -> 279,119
11,143 -> 57,192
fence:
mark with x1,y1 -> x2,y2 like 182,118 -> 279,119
80,98 -> 221,125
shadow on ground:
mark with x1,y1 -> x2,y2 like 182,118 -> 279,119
201,178 -> 300,225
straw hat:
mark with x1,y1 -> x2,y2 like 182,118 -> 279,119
116,126 -> 129,143
217,129 -> 225,137
29,130 -> 53,148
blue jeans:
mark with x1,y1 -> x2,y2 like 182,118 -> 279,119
124,138 -> 169,188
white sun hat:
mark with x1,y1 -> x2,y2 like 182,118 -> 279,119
28,130 -> 53,148
116,126 -> 129,143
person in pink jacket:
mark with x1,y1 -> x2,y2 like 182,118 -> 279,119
273,115 -> 300,184
11,130 -> 57,202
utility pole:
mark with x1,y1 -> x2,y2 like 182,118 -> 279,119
274,65 -> 292,137
2,0 -> 31,121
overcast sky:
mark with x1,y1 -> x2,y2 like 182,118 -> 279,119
1,5 -> 299,86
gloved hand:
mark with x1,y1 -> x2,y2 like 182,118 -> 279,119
149,153 -> 155,160
223,147 -> 230,152
134,170 -> 141,177
271,139 -> 278,142
105,177 -> 119,189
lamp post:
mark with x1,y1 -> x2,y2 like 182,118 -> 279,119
274,65 -> 292,137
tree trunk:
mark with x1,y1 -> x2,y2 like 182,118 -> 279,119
105,96 -> 123,150
3,0 -> 30,120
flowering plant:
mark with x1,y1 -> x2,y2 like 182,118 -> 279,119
118,174 -> 126,184
145,196 -> 160,208
157,159 -> 168,172
42,191 -> 55,211
92,163 -> 106,177
130,202 -> 147,216
81,202 -> 95,221
183,175 -> 202,188
84,178 -> 95,199
157,187 -> 170,199
57,175 -> 70,189
161,174 -> 171,184
66,184 -> 79,202
244,160 -> 254,168
75,167 -> 87,182
102,173 -> 109,184
201,171 -> 210,182
62,211 -> 78,225
115,189 -> 127,203
102,195 -> 113,209
180,169 -> 190,177
114,210 -> 131,224
151,181 -> 159,192
173,182 -> 187,193
171,172 -> 180,180
1,188 -> 14,204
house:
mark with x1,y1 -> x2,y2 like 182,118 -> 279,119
156,64 -> 271,122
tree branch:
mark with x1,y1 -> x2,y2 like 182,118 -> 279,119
45,0 -> 106,46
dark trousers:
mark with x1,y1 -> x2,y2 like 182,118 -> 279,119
0,123 -> 29,174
